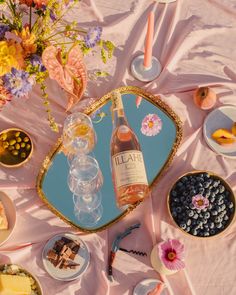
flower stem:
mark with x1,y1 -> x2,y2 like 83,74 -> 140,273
44,29 -> 87,41
29,6 -> 32,31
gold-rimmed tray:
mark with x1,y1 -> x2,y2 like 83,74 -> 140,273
37,86 -> 183,232
167,170 -> 235,238
0,128 -> 33,168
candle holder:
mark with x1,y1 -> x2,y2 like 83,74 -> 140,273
131,54 -> 162,82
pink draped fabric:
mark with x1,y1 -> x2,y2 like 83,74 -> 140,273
1,0 -> 236,294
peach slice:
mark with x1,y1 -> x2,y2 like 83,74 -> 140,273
214,137 -> 235,146
211,129 -> 233,140
232,122 -> 236,136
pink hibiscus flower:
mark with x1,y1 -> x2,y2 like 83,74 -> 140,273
158,239 -> 185,271
141,113 -> 162,136
192,194 -> 209,210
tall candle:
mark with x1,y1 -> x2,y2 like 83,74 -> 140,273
143,11 -> 154,69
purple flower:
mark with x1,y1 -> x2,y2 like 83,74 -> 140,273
2,68 -> 33,98
84,26 -> 102,48
4,31 -> 22,43
30,54 -> 46,71
0,25 -> 9,40
192,194 -> 209,210
141,113 -> 162,136
50,10 -> 57,21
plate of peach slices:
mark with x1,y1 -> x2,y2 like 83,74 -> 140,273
203,105 -> 236,158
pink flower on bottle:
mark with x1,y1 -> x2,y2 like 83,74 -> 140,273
192,194 -> 209,210
158,239 -> 185,271
141,113 -> 162,136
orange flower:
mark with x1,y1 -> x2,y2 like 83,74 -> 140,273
0,41 -> 24,76
14,27 -> 37,57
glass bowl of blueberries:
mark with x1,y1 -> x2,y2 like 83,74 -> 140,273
168,171 -> 235,238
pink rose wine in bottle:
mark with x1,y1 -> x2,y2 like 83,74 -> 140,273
110,91 -> 149,208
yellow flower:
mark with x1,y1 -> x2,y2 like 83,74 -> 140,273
15,27 -> 37,56
0,41 -> 24,76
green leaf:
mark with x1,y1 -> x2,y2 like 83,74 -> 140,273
95,71 -> 109,77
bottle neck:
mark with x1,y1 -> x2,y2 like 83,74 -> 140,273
112,109 -> 128,128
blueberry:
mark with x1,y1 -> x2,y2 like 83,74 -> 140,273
199,188 -> 204,194
216,223 -> 223,229
208,204 -> 213,210
203,232 -> 210,237
187,210 -> 194,217
172,211 -> 178,218
204,224 -> 209,229
224,215 -> 229,221
171,190 -> 178,197
229,202 -> 234,209
180,196 -> 185,203
182,176 -> 188,182
215,216 -> 221,223
209,222 -> 215,229
204,192 -> 211,198
187,219 -> 192,226
173,198 -> 179,203
211,210 -> 218,216
177,182 -> 184,188
210,229 -> 216,235
176,207 -> 182,213
214,189 -> 219,195
189,203 -> 195,210
202,219 -> 208,224
186,226 -> 191,233
197,220 -> 203,226
217,199 -> 224,206
192,230 -> 198,236
221,204 -> 226,211
219,185 -> 225,193
204,212 -> 210,219
204,173 -> 210,179
180,223 -> 187,230
213,181 -> 219,188
193,213 -> 199,219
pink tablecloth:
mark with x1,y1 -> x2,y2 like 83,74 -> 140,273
1,0 -> 236,294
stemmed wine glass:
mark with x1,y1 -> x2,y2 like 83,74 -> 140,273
62,112 -> 97,163
68,155 -> 103,227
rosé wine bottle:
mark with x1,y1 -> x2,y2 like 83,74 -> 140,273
110,91 -> 149,209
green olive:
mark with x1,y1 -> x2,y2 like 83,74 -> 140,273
20,142 -> 26,148
2,142 -> 9,149
9,139 -> 16,146
23,137 -> 30,143
0,133 -> 7,141
8,146 -> 14,151
20,152 -> 26,158
16,137 -> 22,143
15,143 -> 21,150
12,150 -> 19,156
26,144 -> 31,151
15,131 -> 21,137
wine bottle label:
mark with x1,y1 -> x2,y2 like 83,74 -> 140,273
112,150 -> 148,188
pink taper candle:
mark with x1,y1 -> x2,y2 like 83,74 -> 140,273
143,11 -> 155,69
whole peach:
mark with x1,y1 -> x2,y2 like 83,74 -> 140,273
193,87 -> 217,110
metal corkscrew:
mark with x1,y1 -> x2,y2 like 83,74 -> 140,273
108,223 -> 147,282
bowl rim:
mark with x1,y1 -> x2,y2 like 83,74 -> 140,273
167,170 -> 236,239
0,128 -> 33,168
0,263 -> 43,295
0,191 -> 17,246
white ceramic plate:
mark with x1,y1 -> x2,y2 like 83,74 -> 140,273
133,279 -> 168,295
0,191 -> 16,246
203,105 -> 236,158
42,232 -> 90,281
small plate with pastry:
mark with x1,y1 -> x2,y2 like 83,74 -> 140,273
42,232 -> 90,281
0,191 -> 16,246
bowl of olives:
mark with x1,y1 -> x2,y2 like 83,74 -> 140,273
168,171 -> 235,238
0,128 -> 33,168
